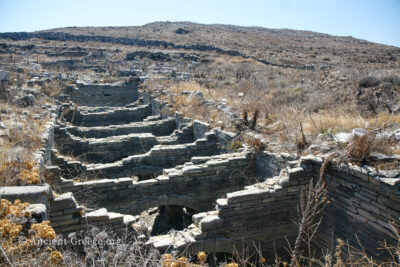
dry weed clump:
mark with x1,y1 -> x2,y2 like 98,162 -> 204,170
304,111 -> 400,136
243,136 -> 266,153
0,103 -> 51,186
0,161 -> 41,185
304,223 -> 400,266
345,133 -> 376,163
0,199 -> 61,266
0,199 -> 164,266
161,251 -> 240,267
339,131 -> 399,165
40,80 -> 63,97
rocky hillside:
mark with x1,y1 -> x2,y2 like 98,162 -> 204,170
1,22 -> 399,153
2,22 -> 399,69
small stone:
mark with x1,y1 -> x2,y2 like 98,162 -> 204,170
352,128 -> 366,137
335,132 -> 352,143
0,70 -> 10,82
15,94 -> 35,107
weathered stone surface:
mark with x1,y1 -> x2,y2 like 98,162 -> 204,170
15,94 -> 35,107
50,192 -> 77,212
0,70 -> 10,82
26,204 -> 48,222
59,152 -> 256,215
38,83 -> 400,261
66,82 -> 139,107
0,185 -> 52,211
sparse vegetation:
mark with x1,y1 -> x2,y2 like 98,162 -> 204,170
0,21 -> 399,266
0,102 -> 51,186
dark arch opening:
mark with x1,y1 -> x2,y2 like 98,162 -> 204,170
140,205 -> 197,236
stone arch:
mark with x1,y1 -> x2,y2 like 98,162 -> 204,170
129,194 -> 203,215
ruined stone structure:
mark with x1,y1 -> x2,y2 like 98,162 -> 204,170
148,155 -> 399,259
0,80 -> 398,260
65,80 -> 140,107
58,152 -> 257,215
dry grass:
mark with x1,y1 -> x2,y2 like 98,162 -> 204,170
0,102 -> 51,186
152,73 -> 400,154
304,111 -> 400,135
0,199 -> 163,267
40,80 -> 63,97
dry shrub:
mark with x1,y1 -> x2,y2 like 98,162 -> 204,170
358,76 -> 381,88
0,161 -> 41,186
0,199 -> 162,266
41,80 -> 63,96
242,110 -> 249,127
290,176 -> 328,266
230,140 -> 243,152
250,109 -> 259,130
296,122 -> 309,155
169,81 -> 206,94
310,223 -> 400,266
60,227 -> 161,266
229,56 -> 254,64
0,104 -> 50,186
345,133 -> 376,163
373,113 -> 400,128
244,137 -> 266,152
0,199 -> 61,266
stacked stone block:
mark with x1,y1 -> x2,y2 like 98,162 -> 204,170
50,192 -> 135,235
66,118 -> 177,138
65,82 -> 139,107
57,152 -> 257,215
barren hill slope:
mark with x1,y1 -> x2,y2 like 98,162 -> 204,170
1,21 -> 399,153
42,22 -> 399,69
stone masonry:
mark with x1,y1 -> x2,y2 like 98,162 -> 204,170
148,155 -> 400,260
1,82 -> 398,262
57,152 -> 257,215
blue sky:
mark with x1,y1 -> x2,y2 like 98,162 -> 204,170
0,0 -> 399,47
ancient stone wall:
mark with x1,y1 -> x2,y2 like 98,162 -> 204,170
58,152 -> 257,215
256,151 -> 297,179
63,104 -> 153,127
53,131 -> 219,179
50,192 -> 135,235
149,155 -> 399,261
65,82 -> 139,107
66,117 -> 177,138
305,157 -> 400,258
0,185 -> 53,215
54,126 -> 158,163
154,164 -> 312,257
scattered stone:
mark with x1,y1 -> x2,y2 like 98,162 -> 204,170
22,88 -> 41,96
393,129 -> 400,141
31,64 -> 42,72
26,204 -> 48,222
188,91 -> 204,102
334,132 -> 352,143
175,28 -> 191,34
15,94 -> 35,107
352,128 -> 366,137
148,207 -> 159,215
0,70 -> 10,82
